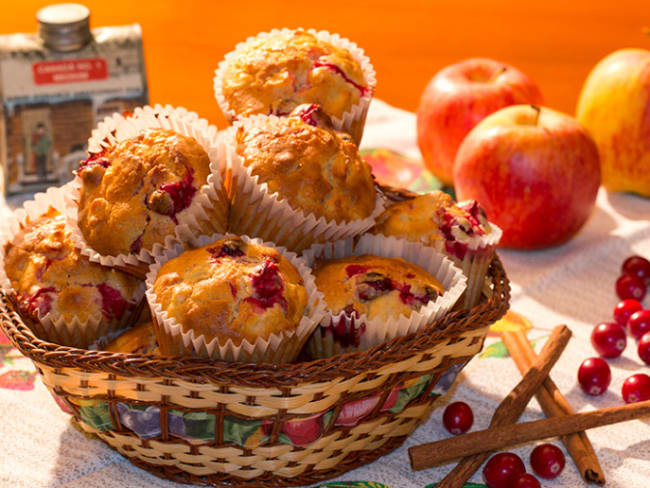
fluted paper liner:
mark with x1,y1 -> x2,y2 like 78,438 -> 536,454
214,28 -> 376,144
0,184 -> 145,348
145,232 -> 326,363
221,119 -> 385,253
63,104 -> 229,276
302,233 -> 467,358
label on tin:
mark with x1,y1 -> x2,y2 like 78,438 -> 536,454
32,58 -> 108,85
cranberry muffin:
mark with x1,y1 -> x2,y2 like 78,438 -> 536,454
150,236 -> 309,362
103,321 -> 160,355
228,112 -> 380,251
4,208 -> 143,347
216,29 -> 375,144
372,191 -> 501,308
217,29 -> 373,140
313,255 -> 444,323
77,128 -> 213,258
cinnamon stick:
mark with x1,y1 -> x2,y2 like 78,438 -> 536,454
409,399 -> 650,466
409,324 -> 571,483
504,330 -> 605,485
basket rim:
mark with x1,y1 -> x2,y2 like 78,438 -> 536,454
0,255 -> 509,387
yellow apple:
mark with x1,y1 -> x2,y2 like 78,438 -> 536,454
576,49 -> 650,196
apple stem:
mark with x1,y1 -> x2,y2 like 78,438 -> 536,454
530,105 -> 541,126
489,66 -> 508,83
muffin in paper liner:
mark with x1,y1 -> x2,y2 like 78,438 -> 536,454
373,193 -> 502,310
301,233 -> 467,358
220,119 -> 385,253
145,231 -> 326,363
63,104 -> 229,278
0,185 -> 146,349
213,28 -> 376,145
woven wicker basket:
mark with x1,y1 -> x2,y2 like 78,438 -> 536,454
0,256 -> 509,487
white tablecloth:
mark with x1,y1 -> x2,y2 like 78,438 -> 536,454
1,100 -> 649,488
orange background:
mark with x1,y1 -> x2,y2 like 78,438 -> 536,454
2,1 -> 649,129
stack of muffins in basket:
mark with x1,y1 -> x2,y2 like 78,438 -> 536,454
1,28 -> 501,367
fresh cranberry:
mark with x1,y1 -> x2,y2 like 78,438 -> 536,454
530,443 -> 565,479
613,299 -> 643,328
628,310 -> 650,341
577,357 -> 611,396
615,274 -> 646,301
482,452 -> 526,488
507,473 -> 541,488
442,401 -> 474,435
590,322 -> 626,358
622,255 -> 650,286
622,373 -> 650,403
638,332 -> 650,365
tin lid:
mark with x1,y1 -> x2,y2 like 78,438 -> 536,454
37,3 -> 92,52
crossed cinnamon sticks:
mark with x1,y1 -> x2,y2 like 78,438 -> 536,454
408,325 -> 636,486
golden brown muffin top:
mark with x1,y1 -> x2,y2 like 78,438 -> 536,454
236,114 -> 377,223
77,129 -> 211,256
222,30 -> 369,119
4,208 -> 142,324
153,237 -> 308,346
104,321 -> 159,355
372,192 -> 492,260
313,254 -> 444,322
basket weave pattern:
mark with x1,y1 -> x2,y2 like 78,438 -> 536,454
1,257 -> 509,487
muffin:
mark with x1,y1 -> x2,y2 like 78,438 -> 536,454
66,106 -> 228,277
314,255 -> 444,322
147,235 -> 321,363
103,321 -> 160,355
226,111 -> 382,252
3,208 -> 143,348
371,191 -> 502,309
302,234 -> 467,357
215,28 -> 376,144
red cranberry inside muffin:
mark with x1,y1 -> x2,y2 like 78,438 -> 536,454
313,255 -> 444,323
77,129 -> 211,256
4,208 -> 142,325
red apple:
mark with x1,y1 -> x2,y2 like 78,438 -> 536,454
454,105 -> 600,249
417,58 -> 543,186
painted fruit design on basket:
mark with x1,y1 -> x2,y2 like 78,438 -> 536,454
71,373 -> 443,448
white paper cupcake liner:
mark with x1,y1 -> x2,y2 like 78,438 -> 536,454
62,105 -> 229,276
145,232 -> 326,363
213,28 -> 376,145
302,233 -> 467,358
221,120 -> 385,253
0,184 -> 146,349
